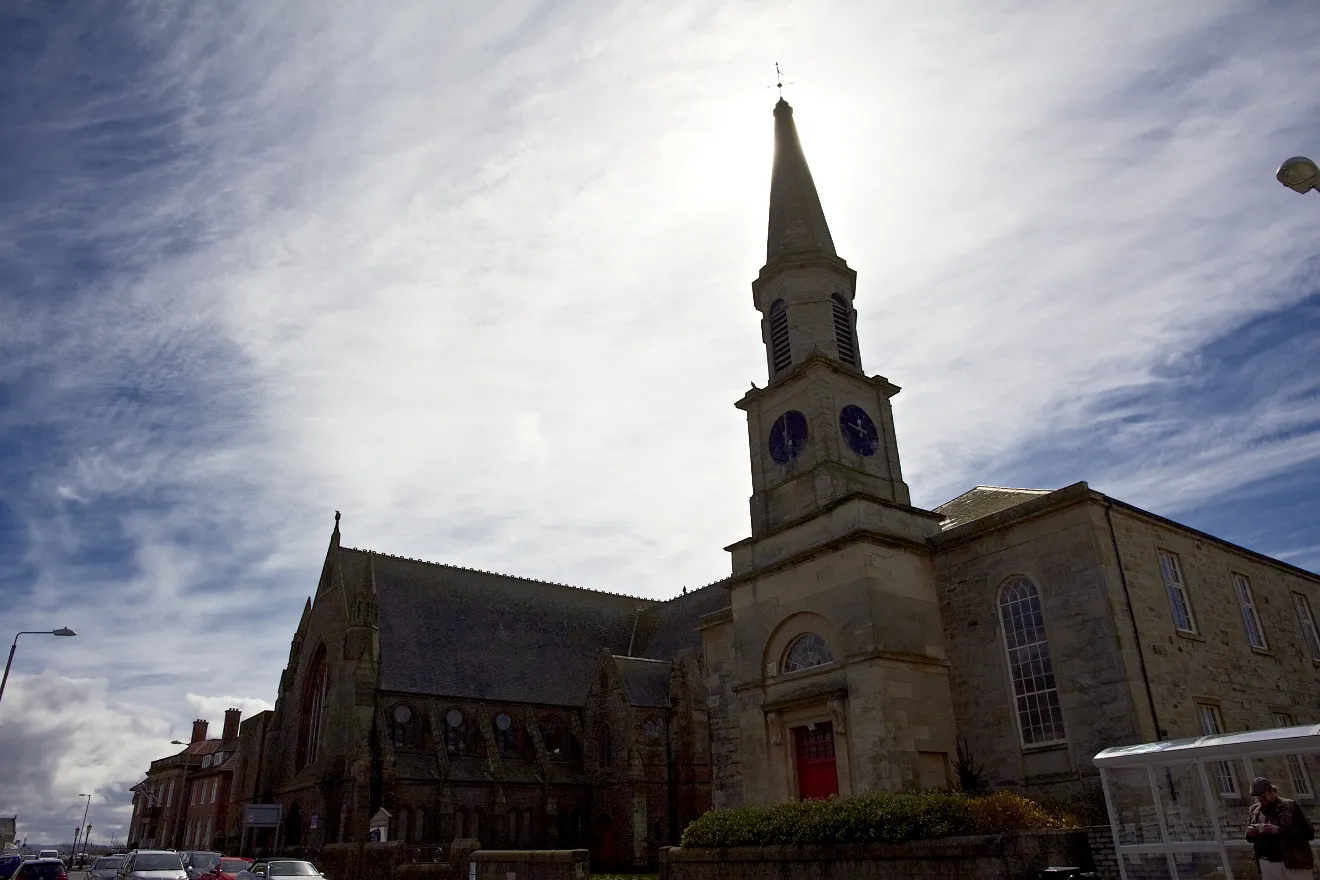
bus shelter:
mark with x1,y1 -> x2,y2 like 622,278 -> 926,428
1094,725 -> 1320,880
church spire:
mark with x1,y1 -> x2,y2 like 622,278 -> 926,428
766,99 -> 836,265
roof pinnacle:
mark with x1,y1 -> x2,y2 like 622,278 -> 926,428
766,97 -> 836,265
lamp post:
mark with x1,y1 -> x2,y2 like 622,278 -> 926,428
76,794 -> 92,865
0,628 -> 78,708
1277,156 -> 1320,194
169,741 -> 187,850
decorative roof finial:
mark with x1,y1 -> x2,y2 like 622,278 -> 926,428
334,510 -> 341,531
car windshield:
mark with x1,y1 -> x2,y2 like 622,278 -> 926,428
266,864 -> 318,877
94,860 -> 124,871
217,863 -> 248,874
186,856 -> 219,870
133,855 -> 184,872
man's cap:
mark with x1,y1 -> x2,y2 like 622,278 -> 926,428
1251,777 -> 1276,796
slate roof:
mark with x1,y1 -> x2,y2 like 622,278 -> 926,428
934,486 -> 1052,531
614,656 -> 672,708
630,579 -> 731,661
366,550 -> 646,707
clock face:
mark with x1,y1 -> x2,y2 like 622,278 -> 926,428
768,410 -> 809,464
839,405 -> 879,457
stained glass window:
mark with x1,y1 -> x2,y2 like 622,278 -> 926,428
783,633 -> 833,673
998,578 -> 1065,745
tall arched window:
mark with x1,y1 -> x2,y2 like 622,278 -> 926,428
769,299 -> 791,373
389,703 -> 417,749
998,577 -> 1065,745
444,707 -> 470,755
832,294 -> 857,366
600,724 -> 613,768
296,645 -> 328,769
783,633 -> 833,673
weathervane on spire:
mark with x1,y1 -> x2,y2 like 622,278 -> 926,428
770,62 -> 796,100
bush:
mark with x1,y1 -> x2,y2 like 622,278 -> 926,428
679,790 -> 1076,848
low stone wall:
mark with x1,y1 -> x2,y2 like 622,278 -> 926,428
658,830 -> 1092,880
468,850 -> 589,880
319,842 -> 415,880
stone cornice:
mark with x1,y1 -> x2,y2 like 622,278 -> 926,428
735,353 -> 900,410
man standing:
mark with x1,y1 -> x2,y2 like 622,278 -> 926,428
1248,777 -> 1316,880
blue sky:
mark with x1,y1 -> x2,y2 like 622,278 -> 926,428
2,0 -> 1320,844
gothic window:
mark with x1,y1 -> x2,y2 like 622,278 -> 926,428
444,707 -> 471,755
783,633 -> 832,673
831,294 -> 856,366
998,577 -> 1065,746
494,712 -> 521,757
389,703 -> 418,749
769,299 -> 791,373
600,723 -> 613,768
296,645 -> 328,769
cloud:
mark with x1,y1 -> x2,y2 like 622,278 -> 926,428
1,0 -> 1319,841
183,694 -> 274,725
0,673 -> 172,845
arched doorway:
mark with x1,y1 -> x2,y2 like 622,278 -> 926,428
284,802 -> 302,848
592,813 -> 618,871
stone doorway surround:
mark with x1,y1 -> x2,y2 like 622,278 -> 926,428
764,687 -> 852,802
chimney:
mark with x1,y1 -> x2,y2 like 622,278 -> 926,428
191,719 -> 208,743
222,708 -> 242,741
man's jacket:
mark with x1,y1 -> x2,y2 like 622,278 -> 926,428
1248,796 -> 1316,870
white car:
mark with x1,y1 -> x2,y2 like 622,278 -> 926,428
115,851 -> 187,880
235,861 -> 324,880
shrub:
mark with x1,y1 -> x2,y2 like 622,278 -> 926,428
679,790 -> 1076,848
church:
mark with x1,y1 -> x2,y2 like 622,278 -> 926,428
251,99 -> 1320,870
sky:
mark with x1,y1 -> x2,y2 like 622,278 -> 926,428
2,0 -> 1319,845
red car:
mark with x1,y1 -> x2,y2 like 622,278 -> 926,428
199,859 -> 253,880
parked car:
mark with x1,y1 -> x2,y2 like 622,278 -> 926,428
235,861 -> 324,880
0,855 -> 23,880
180,854 -> 220,880
89,856 -> 126,880
114,851 -> 187,880
13,859 -> 68,880
198,859 -> 251,880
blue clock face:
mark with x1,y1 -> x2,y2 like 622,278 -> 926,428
768,410 -> 809,464
839,405 -> 879,457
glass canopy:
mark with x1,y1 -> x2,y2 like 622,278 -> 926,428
1093,725 -> 1320,880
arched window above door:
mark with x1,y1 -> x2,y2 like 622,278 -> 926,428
783,633 -> 833,673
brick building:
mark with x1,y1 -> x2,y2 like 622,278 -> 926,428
138,97 -> 1320,868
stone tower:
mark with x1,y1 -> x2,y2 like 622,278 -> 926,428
705,99 -> 958,807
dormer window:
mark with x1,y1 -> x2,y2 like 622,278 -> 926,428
769,300 -> 791,373
832,294 -> 856,366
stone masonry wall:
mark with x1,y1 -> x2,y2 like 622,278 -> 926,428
1105,505 -> 1320,741
699,611 -> 742,809
658,830 -> 1092,880
933,501 -> 1139,807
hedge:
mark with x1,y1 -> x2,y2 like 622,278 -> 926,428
679,790 -> 1077,848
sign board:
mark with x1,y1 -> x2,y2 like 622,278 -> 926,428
243,804 -> 283,829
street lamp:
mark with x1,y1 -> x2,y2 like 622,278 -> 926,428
0,628 -> 78,708
1277,156 -> 1319,194
77,794 -> 92,864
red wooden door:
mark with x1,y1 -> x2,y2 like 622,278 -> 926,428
794,722 -> 839,800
